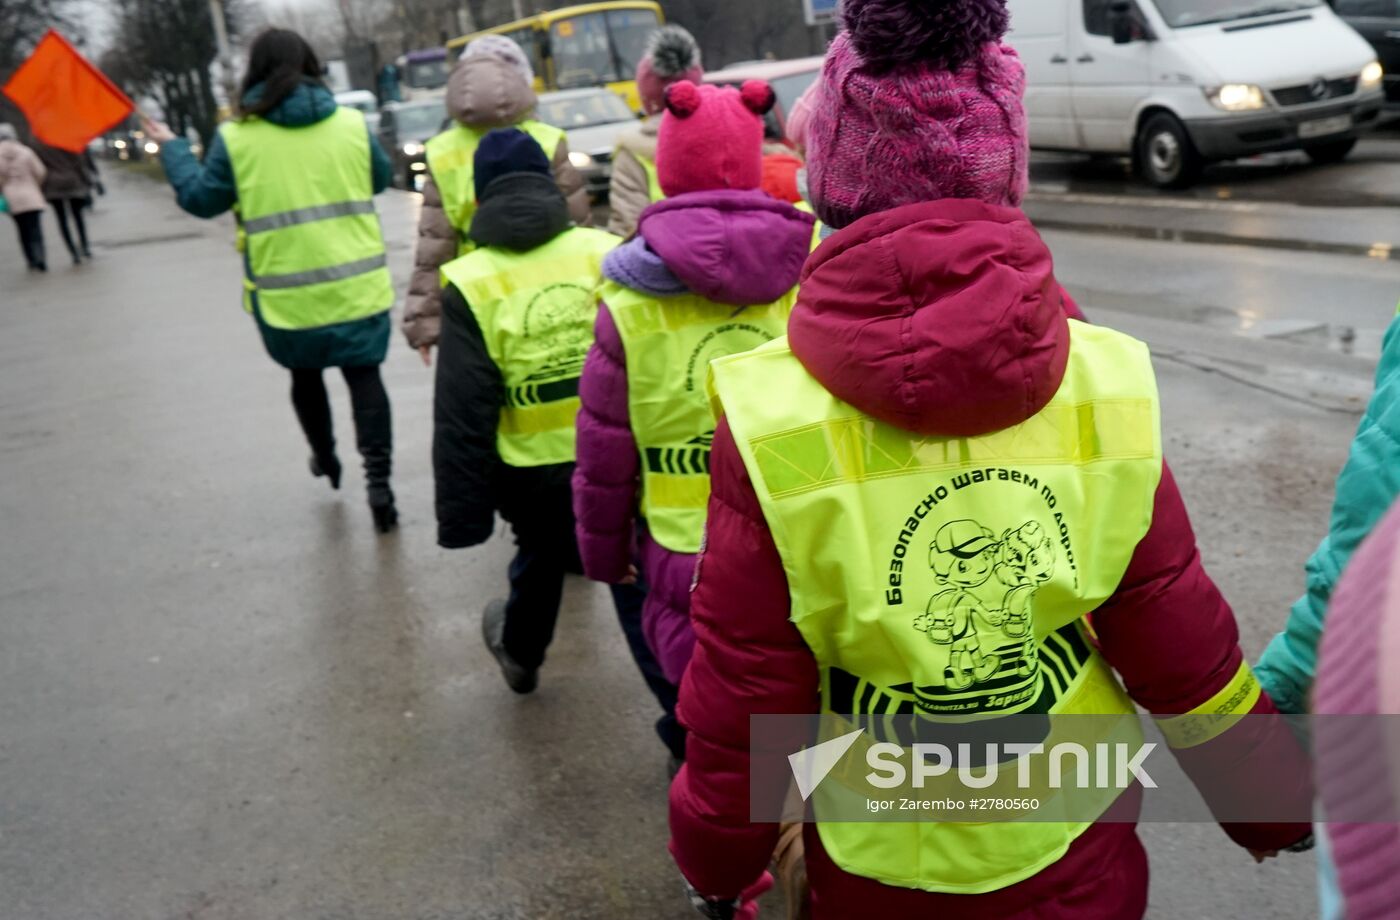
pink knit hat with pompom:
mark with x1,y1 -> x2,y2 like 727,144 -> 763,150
656,80 -> 775,197
806,0 -> 1028,229
636,25 -> 704,116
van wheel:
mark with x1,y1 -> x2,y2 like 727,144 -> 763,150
1136,113 -> 1203,189
1304,138 -> 1357,165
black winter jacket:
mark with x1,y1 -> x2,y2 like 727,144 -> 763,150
432,171 -> 582,549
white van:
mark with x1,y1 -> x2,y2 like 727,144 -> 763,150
1008,0 -> 1386,187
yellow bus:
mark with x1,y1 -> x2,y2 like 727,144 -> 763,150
448,2 -> 664,113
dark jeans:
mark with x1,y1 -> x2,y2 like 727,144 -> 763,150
611,581 -> 684,760
289,365 -> 393,498
500,480 -> 681,757
11,211 -> 44,269
50,198 -> 88,260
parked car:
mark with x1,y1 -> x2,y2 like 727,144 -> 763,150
1330,0 -> 1400,103
377,96 -> 448,191
703,56 -> 823,144
1008,0 -> 1386,187
535,88 -> 640,200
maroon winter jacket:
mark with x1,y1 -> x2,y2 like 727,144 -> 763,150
668,200 -> 1311,917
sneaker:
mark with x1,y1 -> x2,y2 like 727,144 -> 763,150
481,600 -> 537,694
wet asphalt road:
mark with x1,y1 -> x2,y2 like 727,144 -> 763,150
2,130 -> 1399,918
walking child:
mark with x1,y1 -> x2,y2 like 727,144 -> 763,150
573,79 -> 814,713
668,2 -> 1311,916
432,128 -> 634,694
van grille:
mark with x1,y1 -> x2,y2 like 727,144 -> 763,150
1272,77 -> 1359,107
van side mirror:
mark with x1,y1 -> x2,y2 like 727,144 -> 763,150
1110,1 -> 1141,44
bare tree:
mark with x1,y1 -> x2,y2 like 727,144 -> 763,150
104,0 -> 254,146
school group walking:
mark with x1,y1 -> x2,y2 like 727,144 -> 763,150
143,0 -> 1400,917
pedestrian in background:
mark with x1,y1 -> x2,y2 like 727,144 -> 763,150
432,128 -> 620,694
0,123 -> 48,272
402,35 -> 590,364
669,1 -> 1311,916
574,80 -> 813,759
146,28 -> 401,533
35,141 -> 94,264
606,25 -> 703,238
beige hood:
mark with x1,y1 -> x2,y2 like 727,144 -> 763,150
447,55 -> 537,129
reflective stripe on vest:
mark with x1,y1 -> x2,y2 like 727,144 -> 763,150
604,281 -> 794,554
425,120 -> 566,255
711,321 -> 1169,894
221,107 -> 392,331
440,227 -> 620,467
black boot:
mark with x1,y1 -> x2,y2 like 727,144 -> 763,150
482,599 -> 538,694
354,402 -> 396,534
308,452 -> 342,490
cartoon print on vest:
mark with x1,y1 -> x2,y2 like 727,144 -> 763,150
995,521 -> 1056,678
915,518 -> 1059,693
917,520 -> 1004,691
518,282 -> 594,394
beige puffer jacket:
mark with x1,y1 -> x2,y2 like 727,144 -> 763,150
606,119 -> 659,238
0,139 -> 48,214
402,56 -> 592,350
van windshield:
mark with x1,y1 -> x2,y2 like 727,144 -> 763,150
1152,0 -> 1321,28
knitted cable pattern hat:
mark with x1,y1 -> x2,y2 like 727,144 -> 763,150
806,0 -> 1028,229
463,34 -> 534,85
636,25 -> 703,116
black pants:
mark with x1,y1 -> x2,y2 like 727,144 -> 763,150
50,199 -> 88,260
289,365 -> 393,498
11,211 -> 45,269
612,580 -> 684,759
500,482 -> 681,754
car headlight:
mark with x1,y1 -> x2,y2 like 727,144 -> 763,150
569,150 -> 594,168
402,142 -> 424,157
113,139 -> 127,150
143,141 -> 160,155
1206,84 -> 1266,112
1361,60 -> 1384,90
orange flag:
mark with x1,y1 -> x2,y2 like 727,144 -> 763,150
2,30 -> 135,153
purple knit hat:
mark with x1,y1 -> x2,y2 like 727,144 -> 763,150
806,0 -> 1028,229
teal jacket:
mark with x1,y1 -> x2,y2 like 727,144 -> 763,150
159,82 -> 394,369
1257,312 -> 1400,713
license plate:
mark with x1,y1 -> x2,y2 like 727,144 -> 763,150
1298,114 -> 1352,139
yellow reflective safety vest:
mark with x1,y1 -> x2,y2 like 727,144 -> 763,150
221,107 -> 393,330
712,321 -> 1174,894
604,282 -> 795,554
426,120 -> 566,255
636,151 -> 664,203
440,227 -> 620,467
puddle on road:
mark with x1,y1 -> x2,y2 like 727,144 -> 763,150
1035,219 -> 1398,262
1190,304 -> 1362,356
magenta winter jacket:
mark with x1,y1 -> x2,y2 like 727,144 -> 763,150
572,190 -> 813,683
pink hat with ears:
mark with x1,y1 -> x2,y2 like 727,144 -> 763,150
656,80 -> 775,197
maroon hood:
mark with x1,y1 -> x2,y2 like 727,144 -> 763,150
789,199 -> 1070,438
